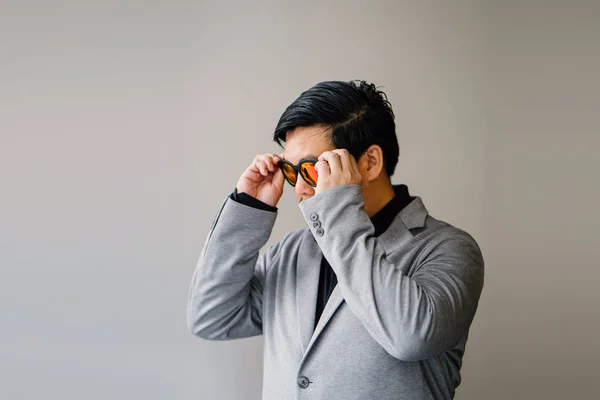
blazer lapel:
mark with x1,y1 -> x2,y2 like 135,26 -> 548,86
300,282 -> 344,363
296,232 -> 345,359
296,232 -> 322,354
296,196 -> 428,359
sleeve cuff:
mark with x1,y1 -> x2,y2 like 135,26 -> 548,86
230,188 -> 278,212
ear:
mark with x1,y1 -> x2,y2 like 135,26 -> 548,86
359,145 -> 385,182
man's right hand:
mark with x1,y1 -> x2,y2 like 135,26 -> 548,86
236,153 -> 285,208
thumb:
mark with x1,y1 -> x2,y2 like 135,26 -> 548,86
273,166 -> 284,186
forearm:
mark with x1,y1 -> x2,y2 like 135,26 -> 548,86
187,196 -> 277,340
300,185 -> 484,361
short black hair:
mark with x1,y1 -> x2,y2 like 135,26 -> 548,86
273,80 -> 399,177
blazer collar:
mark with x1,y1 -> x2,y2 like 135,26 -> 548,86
377,196 -> 429,254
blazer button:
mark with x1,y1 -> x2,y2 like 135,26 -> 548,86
310,213 -> 319,221
297,376 -> 310,388
312,221 -> 321,229
315,228 -> 324,237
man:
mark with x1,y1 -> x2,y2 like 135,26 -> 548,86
187,80 -> 484,399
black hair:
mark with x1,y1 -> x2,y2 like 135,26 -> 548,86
273,80 -> 399,177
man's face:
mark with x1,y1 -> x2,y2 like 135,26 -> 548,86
283,125 -> 336,203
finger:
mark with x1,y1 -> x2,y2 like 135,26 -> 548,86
249,155 -> 262,174
272,154 -> 284,168
258,154 -> 278,172
270,156 -> 280,168
256,160 -> 269,176
267,154 -> 280,171
333,149 -> 355,172
331,149 -> 351,159
319,151 -> 342,174
272,166 -> 284,186
256,155 -> 271,171
315,161 -> 329,177
270,154 -> 284,171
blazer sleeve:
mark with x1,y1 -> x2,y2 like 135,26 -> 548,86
299,184 -> 485,361
187,195 -> 280,340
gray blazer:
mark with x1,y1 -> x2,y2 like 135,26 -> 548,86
187,184 -> 484,399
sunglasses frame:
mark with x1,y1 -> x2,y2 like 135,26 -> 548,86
277,158 -> 319,187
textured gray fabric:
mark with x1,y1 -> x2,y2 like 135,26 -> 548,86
188,184 -> 484,399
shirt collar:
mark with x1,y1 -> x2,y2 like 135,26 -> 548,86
370,184 -> 414,237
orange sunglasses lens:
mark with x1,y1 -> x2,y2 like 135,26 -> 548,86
300,162 -> 318,186
280,162 -> 297,185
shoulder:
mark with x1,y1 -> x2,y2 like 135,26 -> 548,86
425,216 -> 479,244
418,215 -> 484,263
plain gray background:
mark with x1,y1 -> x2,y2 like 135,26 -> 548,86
1,1 -> 599,399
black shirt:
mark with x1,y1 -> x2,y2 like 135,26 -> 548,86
231,184 -> 414,332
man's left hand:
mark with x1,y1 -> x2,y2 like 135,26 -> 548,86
315,149 -> 362,195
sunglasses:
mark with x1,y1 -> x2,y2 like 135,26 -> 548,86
278,158 -> 319,187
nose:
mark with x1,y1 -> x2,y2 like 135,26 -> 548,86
294,174 -> 315,201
